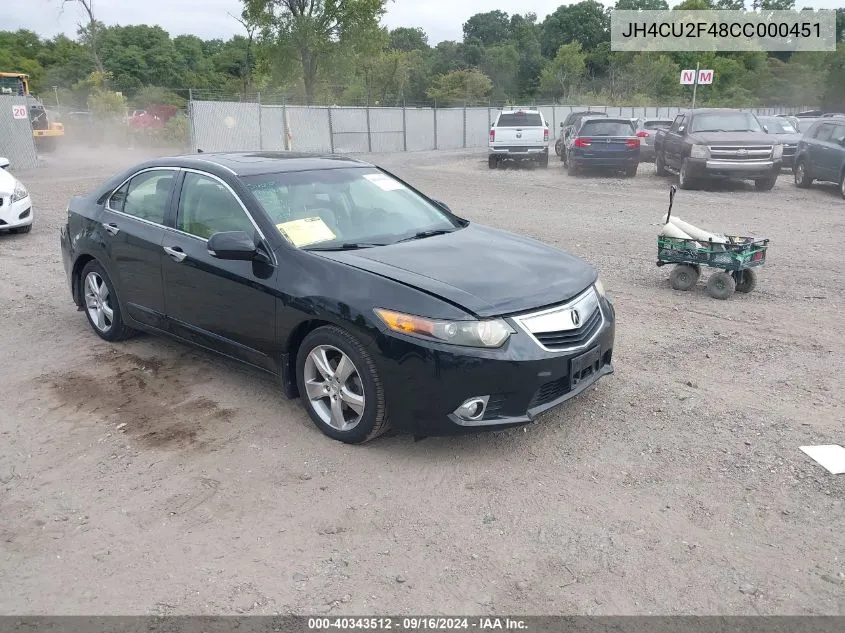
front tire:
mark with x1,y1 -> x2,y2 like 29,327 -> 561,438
706,272 -> 736,300
669,264 -> 699,291
297,326 -> 390,444
80,260 -> 135,341
794,160 -> 812,188
678,158 -> 696,190
755,174 -> 777,191
840,170 -> 845,199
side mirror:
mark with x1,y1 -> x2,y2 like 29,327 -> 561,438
0,157 -> 9,170
559,122 -> 564,128
762,125 -> 769,133
677,125 -> 686,134
208,231 -> 262,261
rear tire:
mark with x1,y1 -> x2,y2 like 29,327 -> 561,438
655,151 -> 667,176
706,272 -> 736,300
538,153 -> 549,168
733,269 -> 757,293
840,170 -> 845,199
488,155 -> 498,169
297,326 -> 390,444
625,164 -> 638,178
567,161 -> 579,176
669,264 -> 700,291
794,159 -> 812,188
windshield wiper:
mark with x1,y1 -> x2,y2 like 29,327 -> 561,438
305,242 -> 386,251
394,229 -> 456,243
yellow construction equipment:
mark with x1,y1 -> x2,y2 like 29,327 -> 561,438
0,72 -> 65,152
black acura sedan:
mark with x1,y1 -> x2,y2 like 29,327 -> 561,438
60,152 -> 615,443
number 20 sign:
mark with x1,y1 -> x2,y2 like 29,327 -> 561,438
12,105 -> 28,119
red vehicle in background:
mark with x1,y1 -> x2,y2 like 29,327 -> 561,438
129,105 -> 179,130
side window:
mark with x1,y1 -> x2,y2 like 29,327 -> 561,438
114,170 -> 174,224
814,124 -> 834,141
671,115 -> 685,133
176,172 -> 255,240
831,124 -> 845,144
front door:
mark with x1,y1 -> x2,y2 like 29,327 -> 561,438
161,170 -> 278,370
100,168 -> 176,328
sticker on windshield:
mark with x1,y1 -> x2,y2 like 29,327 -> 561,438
363,173 -> 406,191
276,217 -> 336,247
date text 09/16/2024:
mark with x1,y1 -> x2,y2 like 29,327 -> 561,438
307,617 -> 528,630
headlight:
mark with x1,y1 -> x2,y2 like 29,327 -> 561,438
10,179 -> 28,203
689,144 -> 710,159
374,308 -> 513,348
772,144 -> 783,159
594,278 -> 606,298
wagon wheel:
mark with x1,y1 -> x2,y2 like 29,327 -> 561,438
706,271 -> 736,300
733,269 -> 757,293
669,264 -> 699,291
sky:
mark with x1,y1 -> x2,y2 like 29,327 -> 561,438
1,0 -> 841,44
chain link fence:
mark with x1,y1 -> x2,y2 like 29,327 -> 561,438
0,95 -> 39,170
188,97 -> 811,155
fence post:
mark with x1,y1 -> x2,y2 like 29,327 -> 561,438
433,99 -> 438,150
188,88 -> 196,152
366,104 -> 372,152
402,101 -> 407,152
257,92 -> 263,150
328,106 -> 335,154
282,96 -> 288,150
463,102 -> 467,149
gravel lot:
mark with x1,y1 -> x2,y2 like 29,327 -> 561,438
1,144 -> 843,616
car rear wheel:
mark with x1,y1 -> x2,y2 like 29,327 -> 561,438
655,151 -> 666,176
706,272 -> 736,300
567,161 -> 579,176
488,155 -> 498,169
625,164 -> 638,178
297,326 -> 389,444
538,153 -> 549,168
794,160 -> 812,188
669,264 -> 699,291
80,260 -> 135,341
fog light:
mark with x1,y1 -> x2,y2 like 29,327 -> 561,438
453,396 -> 489,421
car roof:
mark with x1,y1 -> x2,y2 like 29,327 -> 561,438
138,151 -> 372,177
682,108 -> 754,116
580,116 -> 632,124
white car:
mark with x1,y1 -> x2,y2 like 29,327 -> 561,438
0,157 -> 33,234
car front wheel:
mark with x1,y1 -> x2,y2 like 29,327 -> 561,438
297,326 -> 390,444
80,260 -> 134,341
840,170 -> 845,199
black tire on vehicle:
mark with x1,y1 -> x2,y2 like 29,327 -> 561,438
794,159 -> 812,188
10,224 -> 32,234
297,325 -> 390,444
678,158 -> 695,190
755,174 -> 777,191
669,264 -> 700,291
840,169 -> 845,199
79,260 -> 135,341
538,153 -> 549,168
655,151 -> 666,176
488,155 -> 498,169
567,161 -> 578,176
706,271 -> 736,300
554,141 -> 562,157
733,269 -> 757,294
625,164 -> 638,178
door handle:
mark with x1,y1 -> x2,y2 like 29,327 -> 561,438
102,222 -> 119,236
163,246 -> 187,263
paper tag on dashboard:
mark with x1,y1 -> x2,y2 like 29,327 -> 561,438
276,217 -> 336,247
363,173 -> 405,191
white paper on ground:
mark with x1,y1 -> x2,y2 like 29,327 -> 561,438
799,445 -> 845,474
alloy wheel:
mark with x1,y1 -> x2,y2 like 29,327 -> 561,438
795,163 -> 805,185
84,271 -> 114,333
303,345 -> 366,431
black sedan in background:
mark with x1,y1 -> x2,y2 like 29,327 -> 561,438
758,115 -> 801,169
60,152 -> 615,443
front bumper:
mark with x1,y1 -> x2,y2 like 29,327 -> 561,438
373,295 -> 616,436
687,157 -> 782,180
0,195 -> 33,229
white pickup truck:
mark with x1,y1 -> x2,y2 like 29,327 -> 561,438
488,108 -> 550,169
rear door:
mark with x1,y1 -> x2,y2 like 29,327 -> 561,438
822,123 -> 845,182
574,119 -> 638,160
161,169 -> 278,370
809,123 -> 836,181
100,168 -> 176,329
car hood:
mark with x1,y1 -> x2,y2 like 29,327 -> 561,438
772,133 -> 802,144
687,131 -> 777,145
313,224 -> 597,318
0,168 -> 17,195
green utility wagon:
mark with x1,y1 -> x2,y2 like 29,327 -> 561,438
656,186 -> 769,300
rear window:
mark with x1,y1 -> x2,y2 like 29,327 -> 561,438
644,120 -> 672,130
580,120 -> 635,136
497,112 -> 543,127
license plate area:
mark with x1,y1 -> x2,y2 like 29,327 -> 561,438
570,346 -> 601,389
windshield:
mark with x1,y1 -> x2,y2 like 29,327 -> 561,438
241,167 -> 462,250
497,112 -> 542,127
580,120 -> 635,136
690,112 -> 763,133
758,117 -> 797,134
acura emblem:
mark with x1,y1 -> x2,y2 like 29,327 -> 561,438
571,309 -> 581,327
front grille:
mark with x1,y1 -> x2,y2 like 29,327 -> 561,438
782,145 -> 796,156
708,145 -> 773,161
534,307 -> 602,349
528,376 -> 570,409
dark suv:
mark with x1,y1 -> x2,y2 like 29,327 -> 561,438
793,117 -> 845,198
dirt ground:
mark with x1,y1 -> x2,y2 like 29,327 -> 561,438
0,143 -> 843,616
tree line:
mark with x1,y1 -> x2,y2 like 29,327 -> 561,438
1,0 -> 844,113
